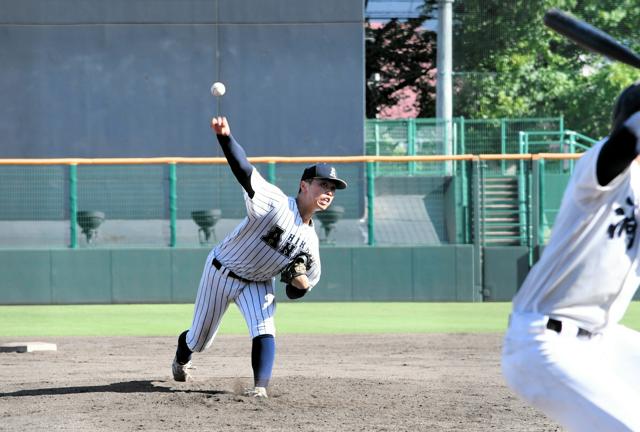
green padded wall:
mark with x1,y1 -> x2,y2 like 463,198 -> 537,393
0,251 -> 52,303
482,246 -> 530,301
0,246 -> 477,304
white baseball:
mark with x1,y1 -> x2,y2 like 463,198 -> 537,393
210,82 -> 226,97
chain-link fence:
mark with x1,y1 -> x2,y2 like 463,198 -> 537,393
0,154 -> 578,253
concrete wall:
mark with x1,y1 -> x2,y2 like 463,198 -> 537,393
0,0 -> 364,158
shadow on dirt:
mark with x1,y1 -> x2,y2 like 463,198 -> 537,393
0,380 -> 232,397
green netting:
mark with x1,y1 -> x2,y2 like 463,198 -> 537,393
76,164 -> 169,247
0,157 -> 573,249
365,118 -> 451,176
77,165 -> 167,219
366,117 -> 564,154
373,174 -> 449,245
0,165 -> 68,248
0,165 -> 66,220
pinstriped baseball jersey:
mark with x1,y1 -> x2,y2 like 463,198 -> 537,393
214,167 -> 321,287
186,167 -> 321,352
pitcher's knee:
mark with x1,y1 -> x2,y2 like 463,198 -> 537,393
250,324 -> 275,339
186,329 -> 215,352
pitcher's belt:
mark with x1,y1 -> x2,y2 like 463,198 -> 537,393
212,258 -> 255,284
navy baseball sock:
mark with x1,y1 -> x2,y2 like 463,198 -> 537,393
176,330 -> 193,365
251,334 -> 275,387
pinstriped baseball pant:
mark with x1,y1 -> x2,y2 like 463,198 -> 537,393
186,250 -> 276,352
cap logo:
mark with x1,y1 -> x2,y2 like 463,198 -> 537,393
330,167 -> 337,178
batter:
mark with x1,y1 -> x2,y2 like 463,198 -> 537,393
171,116 -> 347,398
502,83 -> 640,430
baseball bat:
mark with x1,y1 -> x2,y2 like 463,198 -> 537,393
543,8 -> 640,69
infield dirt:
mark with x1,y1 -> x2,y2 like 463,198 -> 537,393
0,333 -> 561,431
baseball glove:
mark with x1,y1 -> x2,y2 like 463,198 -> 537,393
280,252 -> 313,284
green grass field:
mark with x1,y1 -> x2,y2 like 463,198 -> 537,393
2,302 -> 640,337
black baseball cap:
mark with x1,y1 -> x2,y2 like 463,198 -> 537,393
300,163 -> 347,189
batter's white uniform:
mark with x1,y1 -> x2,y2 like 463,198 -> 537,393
502,138 -> 640,431
186,167 -> 321,352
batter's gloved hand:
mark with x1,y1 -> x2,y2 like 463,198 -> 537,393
280,252 -> 313,286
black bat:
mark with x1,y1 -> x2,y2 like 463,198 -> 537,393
543,8 -> 640,69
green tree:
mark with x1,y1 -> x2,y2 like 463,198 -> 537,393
365,5 -> 438,118
452,0 -> 640,138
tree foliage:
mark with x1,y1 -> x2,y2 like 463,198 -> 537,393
365,5 -> 438,118
452,0 -> 640,138
365,0 -> 640,137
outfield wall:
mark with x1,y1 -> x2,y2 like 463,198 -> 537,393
0,245 -> 538,304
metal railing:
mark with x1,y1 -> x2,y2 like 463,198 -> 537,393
366,117 -> 566,155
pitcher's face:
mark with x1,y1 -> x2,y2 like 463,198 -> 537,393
302,179 -> 336,211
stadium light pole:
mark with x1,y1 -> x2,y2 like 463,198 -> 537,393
436,0 -> 454,161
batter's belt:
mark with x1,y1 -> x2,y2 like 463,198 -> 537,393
212,258 -> 256,284
546,318 -> 592,337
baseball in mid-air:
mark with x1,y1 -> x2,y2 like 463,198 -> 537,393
211,82 -> 226,97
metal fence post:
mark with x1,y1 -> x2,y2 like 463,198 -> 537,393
69,163 -> 78,249
459,116 -> 465,155
569,132 -> 576,172
408,118 -> 417,175
455,159 -> 470,244
471,157 -> 483,301
457,118 -> 469,243
539,158 -> 546,246
366,161 -> 376,246
500,118 -> 507,174
462,160 -> 470,243
530,158 -> 539,266
268,161 -> 276,185
518,131 -> 526,153
169,162 -> 177,247
374,121 -> 380,176
518,157 -> 528,247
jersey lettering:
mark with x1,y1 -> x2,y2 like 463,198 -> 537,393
262,225 -> 306,258
261,225 -> 284,249
279,242 -> 296,257
607,196 -> 638,250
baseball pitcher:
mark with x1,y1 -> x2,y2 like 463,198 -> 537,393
171,116 -> 347,398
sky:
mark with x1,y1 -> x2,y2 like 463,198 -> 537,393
365,0 -> 424,20
365,0 -> 438,31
